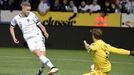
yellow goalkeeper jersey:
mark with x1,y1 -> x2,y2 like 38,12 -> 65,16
88,40 -> 130,72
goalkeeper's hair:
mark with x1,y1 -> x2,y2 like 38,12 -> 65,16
90,28 -> 103,40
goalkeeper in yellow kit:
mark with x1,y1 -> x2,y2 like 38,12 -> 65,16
83,28 -> 134,75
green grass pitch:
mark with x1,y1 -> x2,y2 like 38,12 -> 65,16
0,48 -> 134,75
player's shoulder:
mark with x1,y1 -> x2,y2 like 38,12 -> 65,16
13,14 -> 21,20
91,41 -> 98,47
29,12 -> 36,16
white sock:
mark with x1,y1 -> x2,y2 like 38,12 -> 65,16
39,55 -> 54,69
46,61 -> 54,69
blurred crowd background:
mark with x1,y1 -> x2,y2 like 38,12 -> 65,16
1,0 -> 134,14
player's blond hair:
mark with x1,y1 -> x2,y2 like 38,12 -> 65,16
21,1 -> 31,7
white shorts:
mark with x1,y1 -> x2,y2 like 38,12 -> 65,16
24,33 -> 46,52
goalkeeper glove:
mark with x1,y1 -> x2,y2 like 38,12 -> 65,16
83,40 -> 90,53
130,51 -> 134,56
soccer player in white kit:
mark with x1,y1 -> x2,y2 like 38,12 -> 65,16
9,1 -> 59,75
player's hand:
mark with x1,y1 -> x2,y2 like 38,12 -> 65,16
44,32 -> 49,39
130,51 -> 134,56
13,38 -> 19,44
83,40 -> 89,46
83,40 -> 90,53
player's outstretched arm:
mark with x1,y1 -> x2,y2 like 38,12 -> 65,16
9,25 -> 19,44
38,24 -> 49,39
108,45 -> 134,56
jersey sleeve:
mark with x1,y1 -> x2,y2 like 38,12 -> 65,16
32,13 -> 41,25
10,17 -> 17,27
107,44 -> 130,55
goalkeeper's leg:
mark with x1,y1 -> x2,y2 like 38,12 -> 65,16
82,64 -> 94,75
83,72 -> 91,75
90,64 -> 109,75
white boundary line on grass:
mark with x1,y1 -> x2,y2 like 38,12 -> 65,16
0,56 -> 133,64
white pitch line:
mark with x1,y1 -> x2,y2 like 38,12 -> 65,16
0,56 -> 133,64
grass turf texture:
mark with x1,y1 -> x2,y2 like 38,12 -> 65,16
0,48 -> 134,75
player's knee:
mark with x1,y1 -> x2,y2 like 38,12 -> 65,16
41,51 -> 46,56
32,50 -> 43,57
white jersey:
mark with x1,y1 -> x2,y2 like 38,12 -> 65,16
10,12 -> 43,40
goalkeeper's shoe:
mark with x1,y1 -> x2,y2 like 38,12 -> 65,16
36,67 -> 44,75
48,67 -> 59,75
